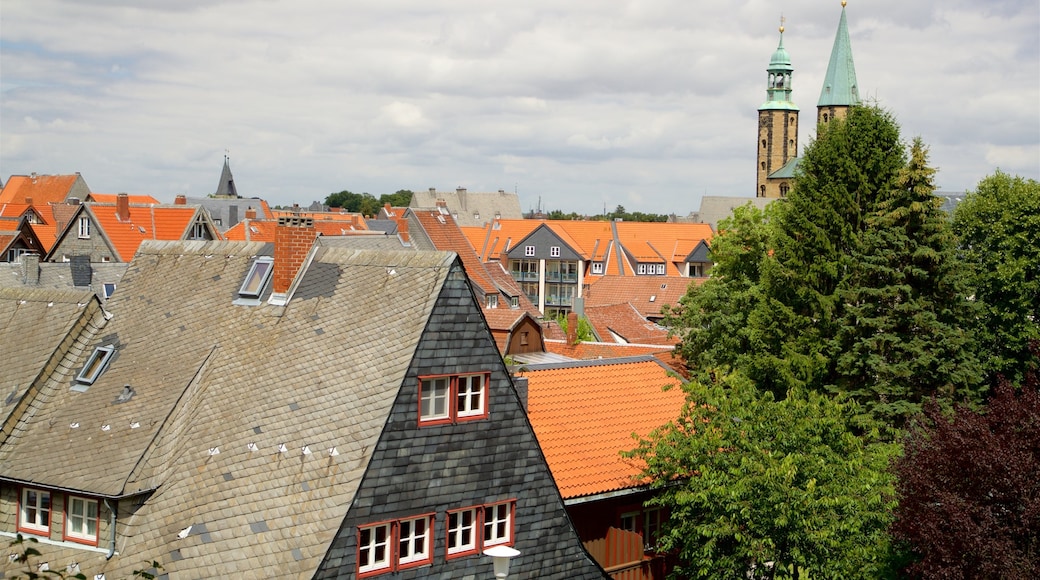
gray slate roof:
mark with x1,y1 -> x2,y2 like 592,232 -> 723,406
409,188 -> 523,227
0,260 -> 128,302
0,240 -> 458,577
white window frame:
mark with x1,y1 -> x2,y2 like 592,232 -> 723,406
77,216 -> 91,239
509,296 -> 519,308
591,262 -> 604,274
447,508 -> 479,557
637,264 -> 647,275
419,377 -> 451,423
65,496 -> 99,545
76,345 -> 115,385
397,515 -> 432,567
456,374 -> 486,418
485,294 -> 498,309
550,246 -> 560,257
483,501 -> 514,547
619,510 -> 639,533
358,522 -> 392,575
190,222 -> 207,240
237,256 -> 274,299
19,487 -> 51,535
655,263 -> 665,275
524,245 -> 535,257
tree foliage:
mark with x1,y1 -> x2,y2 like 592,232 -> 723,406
833,138 -> 983,422
891,363 -> 1040,578
627,376 -> 898,579
953,171 -> 1040,385
324,189 -> 414,216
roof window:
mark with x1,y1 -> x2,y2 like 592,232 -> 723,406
76,345 -> 115,386
235,256 -> 274,305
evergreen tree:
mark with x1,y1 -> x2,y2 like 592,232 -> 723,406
748,105 -> 906,396
833,138 -> 983,423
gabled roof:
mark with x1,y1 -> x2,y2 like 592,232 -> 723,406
584,302 -> 676,345
465,219 -> 541,260
409,188 -> 523,227
86,193 -> 161,204
409,208 -> 502,297
585,275 -> 701,318
524,356 -> 686,499
0,216 -> 46,258
0,240 -> 461,576
818,5 -> 860,107
186,197 -> 274,232
614,221 -> 714,276
0,173 -> 89,205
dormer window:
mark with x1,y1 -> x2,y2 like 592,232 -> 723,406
485,294 -> 498,309
237,257 -> 274,302
76,345 -> 115,385
591,262 -> 604,275
510,296 -> 519,308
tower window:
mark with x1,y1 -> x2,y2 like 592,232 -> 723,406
759,186 -> 766,198
762,139 -> 767,149
761,162 -> 766,170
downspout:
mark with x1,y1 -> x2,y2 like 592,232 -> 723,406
104,498 -> 117,559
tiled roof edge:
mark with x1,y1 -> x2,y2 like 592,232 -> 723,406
519,354 -> 657,371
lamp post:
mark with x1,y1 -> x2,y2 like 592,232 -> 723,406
483,545 -> 521,579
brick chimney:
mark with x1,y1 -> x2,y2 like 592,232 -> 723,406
24,197 -> 32,206
396,217 -> 410,244
272,216 -> 315,295
383,202 -> 394,218
174,194 -> 187,205
566,311 -> 579,345
116,193 -> 131,222
245,206 -> 257,220
435,199 -> 447,209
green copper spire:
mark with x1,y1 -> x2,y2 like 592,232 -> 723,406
760,21 -> 799,112
818,3 -> 860,107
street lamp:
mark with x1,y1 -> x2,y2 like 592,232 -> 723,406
483,545 -> 521,578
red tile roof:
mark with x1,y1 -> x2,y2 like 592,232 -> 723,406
87,204 -> 209,261
87,193 -> 161,205
410,209 -> 498,295
525,357 -> 686,499
0,174 -> 81,205
271,209 -> 368,227
614,222 -> 713,276
223,219 -> 372,242
584,303 -> 676,345
585,275 -> 702,318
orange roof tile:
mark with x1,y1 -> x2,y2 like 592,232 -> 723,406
87,193 -> 161,204
271,210 -> 368,227
28,223 -> 57,252
410,209 -> 498,295
0,174 -> 82,205
223,219 -> 376,242
88,204 -> 205,261
525,357 -> 686,499
584,303 -> 676,345
470,219 -> 541,260
585,275 -> 702,318
614,222 -> 713,276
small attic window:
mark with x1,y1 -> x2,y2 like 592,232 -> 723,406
238,257 -> 274,299
76,345 -> 115,385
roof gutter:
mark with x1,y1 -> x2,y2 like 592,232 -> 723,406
104,498 -> 117,559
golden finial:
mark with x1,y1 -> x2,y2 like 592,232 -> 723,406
841,0 -> 847,7
779,14 -> 785,34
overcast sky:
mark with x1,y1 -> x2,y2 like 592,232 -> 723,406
1,0 -> 1037,214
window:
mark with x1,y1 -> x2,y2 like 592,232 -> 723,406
65,496 -> 99,545
524,245 -> 535,257
77,217 -> 91,239
485,294 -> 498,309
447,508 -> 479,557
483,501 -> 514,547
358,522 -> 392,576
509,296 -> 519,309
397,515 -> 432,568
358,515 -> 433,576
19,488 -> 50,535
636,264 -> 646,275
591,262 -> 603,275
619,510 -> 639,534
419,373 -> 488,425
76,345 -> 115,385
190,222 -> 208,240
655,263 -> 665,275
643,508 -> 664,551
237,256 -> 274,300
7,248 -> 30,263
550,246 -> 560,257
101,256 -> 111,263
103,283 -> 117,299
24,211 -> 39,224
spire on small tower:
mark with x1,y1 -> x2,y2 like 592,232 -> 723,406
760,16 -> 797,111
214,152 -> 240,198
818,1 -> 860,113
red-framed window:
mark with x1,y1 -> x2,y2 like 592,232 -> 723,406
63,495 -> 100,546
418,373 -> 490,426
17,487 -> 51,537
446,507 -> 480,559
357,514 -> 434,577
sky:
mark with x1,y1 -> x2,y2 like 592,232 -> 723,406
1,0 -> 1037,215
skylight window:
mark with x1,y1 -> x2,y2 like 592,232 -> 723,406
238,257 -> 274,299
76,345 -> 115,385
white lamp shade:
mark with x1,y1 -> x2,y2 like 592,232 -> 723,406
484,545 -> 521,578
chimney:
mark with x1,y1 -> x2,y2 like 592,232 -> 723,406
22,254 -> 40,285
429,187 -> 436,194
116,193 -> 130,222
383,202 -> 394,217
245,206 -> 257,220
24,197 -> 32,206
272,216 -> 315,295
67,197 -> 81,206
566,311 -> 579,345
456,187 -> 467,210
435,199 -> 447,208
396,217 -> 410,244
174,194 -> 187,205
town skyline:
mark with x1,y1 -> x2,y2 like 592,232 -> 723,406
2,0 -> 1037,214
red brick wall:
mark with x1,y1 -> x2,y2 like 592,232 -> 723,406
273,217 -> 315,294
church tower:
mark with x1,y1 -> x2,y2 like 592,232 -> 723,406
818,1 -> 860,124
756,20 -> 799,198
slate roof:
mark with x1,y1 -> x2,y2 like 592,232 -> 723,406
585,275 -> 701,318
185,197 -> 274,232
0,261 -> 128,301
0,241 -> 464,577
410,188 -> 523,227
0,288 -> 104,431
524,356 -> 686,499
86,194 -> 161,204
